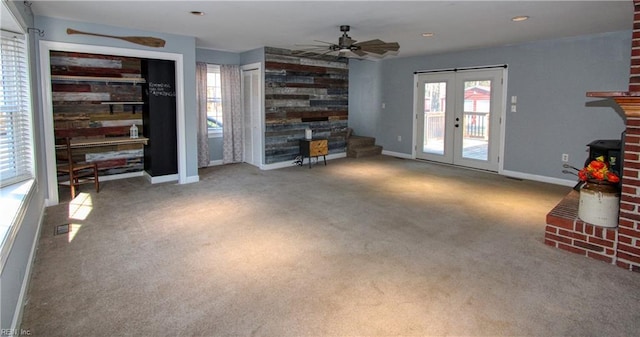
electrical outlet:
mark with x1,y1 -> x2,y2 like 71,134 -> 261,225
397,135 -> 402,142
562,153 -> 569,162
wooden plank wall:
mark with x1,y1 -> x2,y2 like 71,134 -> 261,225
264,47 -> 349,164
51,51 -> 144,175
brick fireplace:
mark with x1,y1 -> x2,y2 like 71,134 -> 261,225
545,1 -> 640,272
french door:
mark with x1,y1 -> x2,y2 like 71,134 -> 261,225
415,68 -> 504,171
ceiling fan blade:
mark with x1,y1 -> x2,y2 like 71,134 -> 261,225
360,47 -> 399,55
295,43 -> 332,47
318,50 -> 337,57
360,45 -> 400,53
296,47 -> 334,53
354,39 -> 385,46
313,40 -> 336,45
292,49 -> 342,60
351,49 -> 367,57
382,42 -> 400,51
355,39 -> 400,54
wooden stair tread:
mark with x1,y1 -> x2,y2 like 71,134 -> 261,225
347,145 -> 383,158
346,133 -> 383,158
351,144 -> 382,150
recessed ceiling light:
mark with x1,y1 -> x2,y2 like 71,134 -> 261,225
190,11 -> 205,16
511,15 -> 529,22
422,32 -> 434,37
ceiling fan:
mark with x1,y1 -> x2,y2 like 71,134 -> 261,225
296,25 -> 399,59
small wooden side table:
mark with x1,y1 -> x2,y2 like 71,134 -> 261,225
299,139 -> 328,168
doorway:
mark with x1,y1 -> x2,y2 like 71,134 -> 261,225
39,41 -> 187,206
414,67 -> 505,171
241,63 -> 263,167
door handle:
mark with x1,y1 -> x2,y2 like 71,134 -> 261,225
455,117 -> 460,121
455,124 -> 459,128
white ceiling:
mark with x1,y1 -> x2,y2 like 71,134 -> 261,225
30,1 -> 634,58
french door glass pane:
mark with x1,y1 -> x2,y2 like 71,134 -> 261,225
423,82 -> 446,155
462,80 -> 490,161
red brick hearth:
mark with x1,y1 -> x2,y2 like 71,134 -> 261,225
545,1 -> 640,272
545,192 -> 618,264
546,114 -> 640,272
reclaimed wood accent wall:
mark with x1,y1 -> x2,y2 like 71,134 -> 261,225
51,51 -> 144,176
264,47 -> 349,164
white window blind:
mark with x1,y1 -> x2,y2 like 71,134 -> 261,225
0,30 -> 33,188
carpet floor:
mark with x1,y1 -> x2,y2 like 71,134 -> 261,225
20,155 -> 640,336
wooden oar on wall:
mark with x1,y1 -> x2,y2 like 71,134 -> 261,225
66,28 -> 166,48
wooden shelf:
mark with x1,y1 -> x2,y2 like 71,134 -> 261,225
587,91 -> 640,97
51,75 -> 146,84
55,136 -> 149,149
100,101 -> 144,105
587,91 -> 640,117
100,101 -> 144,114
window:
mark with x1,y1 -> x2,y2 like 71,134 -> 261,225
1,28 -> 35,269
207,64 -> 223,137
0,30 -> 33,188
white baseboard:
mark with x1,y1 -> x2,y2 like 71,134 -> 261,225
261,152 -> 347,170
137,171 -> 198,185
208,160 -> 223,166
382,150 -> 413,159
501,169 -> 576,187
377,152 -> 575,187
98,171 -> 143,182
143,172 -> 179,184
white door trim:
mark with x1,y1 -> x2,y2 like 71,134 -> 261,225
498,69 -> 508,175
39,40 -> 187,205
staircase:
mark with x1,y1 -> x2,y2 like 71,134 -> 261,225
347,135 -> 383,158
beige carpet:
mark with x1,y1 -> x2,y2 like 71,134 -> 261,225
20,155 -> 640,336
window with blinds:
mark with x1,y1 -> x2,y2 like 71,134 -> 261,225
0,30 -> 33,188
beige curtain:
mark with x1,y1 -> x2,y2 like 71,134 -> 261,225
196,62 -> 210,168
221,65 -> 243,164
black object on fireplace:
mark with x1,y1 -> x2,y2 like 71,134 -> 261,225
585,138 -> 622,176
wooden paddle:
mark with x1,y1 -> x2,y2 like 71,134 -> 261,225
66,28 -> 166,48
